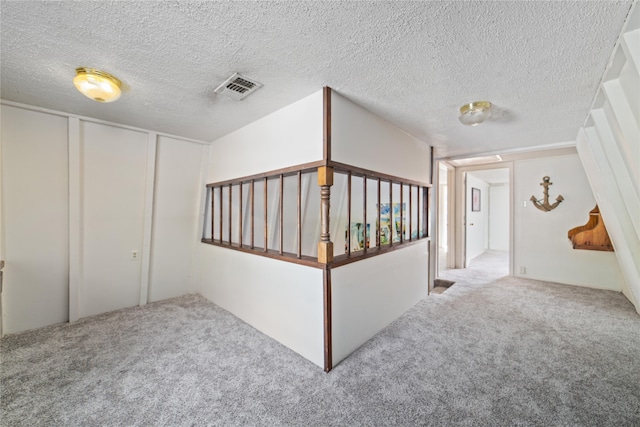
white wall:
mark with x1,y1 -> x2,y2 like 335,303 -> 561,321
331,91 -> 431,184
198,245 -> 325,368
331,240 -> 429,366
204,90 -> 325,258
1,103 -> 207,333
465,174 -> 489,263
489,184 -> 509,251
149,136 -> 205,302
1,106 -> 69,334
208,90 -> 323,182
199,88 -> 434,369
200,90 -> 329,367
513,154 -> 623,290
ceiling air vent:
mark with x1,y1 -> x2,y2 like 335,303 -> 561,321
214,73 -> 263,100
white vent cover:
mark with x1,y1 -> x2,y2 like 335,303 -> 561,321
214,73 -> 263,100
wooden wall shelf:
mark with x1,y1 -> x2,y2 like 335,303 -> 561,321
568,205 -> 614,252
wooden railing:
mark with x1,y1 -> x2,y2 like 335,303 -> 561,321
330,162 -> 430,267
202,161 -> 322,267
202,162 -> 430,268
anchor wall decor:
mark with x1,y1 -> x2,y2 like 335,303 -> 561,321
530,176 -> 564,212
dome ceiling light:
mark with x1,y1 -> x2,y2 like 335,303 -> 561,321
73,67 -> 122,103
459,101 -> 492,126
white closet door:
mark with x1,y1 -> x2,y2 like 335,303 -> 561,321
1,106 -> 69,334
148,136 -> 204,302
80,122 -> 147,318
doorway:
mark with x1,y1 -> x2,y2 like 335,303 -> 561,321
436,163 -> 455,275
463,168 -> 510,271
435,161 -> 514,278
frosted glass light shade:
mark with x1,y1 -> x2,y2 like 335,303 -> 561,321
459,101 -> 491,126
73,68 -> 122,103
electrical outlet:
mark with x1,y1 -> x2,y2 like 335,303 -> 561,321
131,250 -> 139,261
519,266 -> 526,274
523,201 -> 527,208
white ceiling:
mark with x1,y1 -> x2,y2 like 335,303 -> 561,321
0,1 -> 633,158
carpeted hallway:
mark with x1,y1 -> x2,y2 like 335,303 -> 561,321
2,251 -> 639,426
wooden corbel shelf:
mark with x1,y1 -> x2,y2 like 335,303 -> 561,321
567,205 -> 614,252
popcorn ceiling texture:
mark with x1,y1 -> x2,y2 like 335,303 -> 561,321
0,1 -> 633,157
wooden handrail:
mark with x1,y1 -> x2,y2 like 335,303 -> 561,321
206,161 -> 324,188
330,160 -> 432,188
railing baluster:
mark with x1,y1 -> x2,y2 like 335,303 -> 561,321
418,187 -> 424,238
219,186 -> 223,244
347,172 -> 352,255
239,183 -> 243,247
363,176 -> 367,253
297,171 -> 302,259
400,183 -> 404,243
318,166 -> 334,264
389,180 -> 393,247
211,187 -> 216,241
264,177 -> 268,252
409,184 -> 413,242
251,180 -> 255,249
279,174 -> 284,255
417,185 -> 421,239
377,178 -> 381,249
425,187 -> 429,238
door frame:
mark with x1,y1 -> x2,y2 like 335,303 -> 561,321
453,162 -> 514,274
433,161 -> 456,278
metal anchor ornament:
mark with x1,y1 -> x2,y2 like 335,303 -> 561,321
530,176 -> 564,212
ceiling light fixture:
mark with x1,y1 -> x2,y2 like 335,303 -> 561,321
459,101 -> 492,126
73,67 -> 122,103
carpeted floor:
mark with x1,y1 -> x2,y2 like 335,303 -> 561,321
2,251 -> 639,426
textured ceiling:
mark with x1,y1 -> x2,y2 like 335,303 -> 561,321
0,1 -> 633,158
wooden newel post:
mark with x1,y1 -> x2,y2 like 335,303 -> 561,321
318,166 -> 334,264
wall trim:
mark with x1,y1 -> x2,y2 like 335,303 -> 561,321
323,265 -> 332,372
139,133 -> 158,306
190,144 -> 211,295
329,161 -> 432,188
323,86 -> 332,164
206,161 -> 325,188
68,117 -> 82,322
439,143 -> 577,163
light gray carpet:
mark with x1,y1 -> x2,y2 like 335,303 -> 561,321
2,251 -> 639,426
